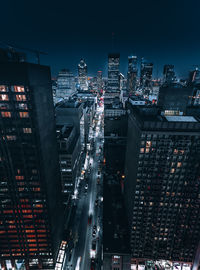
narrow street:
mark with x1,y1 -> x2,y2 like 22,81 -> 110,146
65,104 -> 104,270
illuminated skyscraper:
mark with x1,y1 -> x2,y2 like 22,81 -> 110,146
78,59 -> 88,90
0,60 -> 64,269
56,69 -> 76,99
105,53 -> 120,103
127,56 -> 138,94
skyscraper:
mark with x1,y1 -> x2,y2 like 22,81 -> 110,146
163,65 -> 176,84
127,56 -> 138,95
105,53 -> 120,104
140,58 -> 153,89
56,69 -> 76,99
78,59 -> 88,91
0,60 -> 64,269
97,70 -> 103,93
124,103 -> 200,264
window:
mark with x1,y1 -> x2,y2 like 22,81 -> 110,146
140,148 -> 144,153
6,135 -> 16,141
1,111 -> 11,117
13,86 -> 25,92
23,128 -> 32,133
0,94 -> 9,101
16,176 -> 24,180
19,112 -> 29,118
0,86 -> 7,92
16,103 -> 28,110
16,95 -> 26,101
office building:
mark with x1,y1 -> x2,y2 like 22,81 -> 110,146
56,125 -> 81,204
97,70 -> 103,93
158,83 -> 194,114
105,53 -> 120,104
163,65 -> 176,84
124,103 -> 200,264
78,59 -> 88,91
0,60 -> 64,269
56,69 -> 76,99
140,58 -> 153,89
127,56 -> 138,95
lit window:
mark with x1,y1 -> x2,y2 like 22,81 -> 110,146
146,141 -> 152,148
140,148 -> 144,153
1,111 -> 11,117
0,86 -> 7,92
19,112 -> 29,118
16,95 -> 26,101
23,128 -> 32,133
13,86 -> 25,92
0,94 -> 9,101
33,187 -> 41,191
171,168 -> 175,173
16,176 -> 24,180
6,135 -> 16,141
174,149 -> 178,154
177,162 -> 182,168
145,148 -> 150,153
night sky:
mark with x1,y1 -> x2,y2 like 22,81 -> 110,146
1,0 -> 200,78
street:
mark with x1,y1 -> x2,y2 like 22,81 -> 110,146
65,104 -> 104,270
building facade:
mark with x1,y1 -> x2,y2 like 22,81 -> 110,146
125,105 -> 200,264
127,56 -> 138,95
56,69 -> 76,99
140,58 -> 153,90
105,53 -> 120,104
0,62 -> 64,269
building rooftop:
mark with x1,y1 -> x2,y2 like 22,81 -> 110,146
165,116 -> 197,122
128,105 -> 200,131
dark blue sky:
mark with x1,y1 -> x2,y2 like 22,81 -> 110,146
1,0 -> 200,78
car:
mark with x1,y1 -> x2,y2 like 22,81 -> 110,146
92,229 -> 96,237
90,240 -> 96,258
90,259 -> 96,270
95,199 -> 98,206
88,214 -> 92,225
85,184 -> 88,190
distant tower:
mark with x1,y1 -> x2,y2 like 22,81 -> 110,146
105,53 -> 120,104
57,69 -> 76,99
78,59 -> 88,90
163,64 -> 176,84
140,58 -> 153,89
127,55 -> 138,95
97,70 -> 103,93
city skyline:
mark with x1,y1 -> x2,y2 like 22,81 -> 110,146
1,0 -> 200,76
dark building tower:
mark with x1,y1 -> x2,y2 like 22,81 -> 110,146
97,70 -> 103,93
78,59 -> 88,91
105,53 -> 120,104
140,58 -> 153,89
127,56 -> 138,95
124,102 -> 200,264
0,61 -> 64,269
163,65 -> 176,84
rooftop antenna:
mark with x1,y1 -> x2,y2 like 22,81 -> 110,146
0,41 -> 47,64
